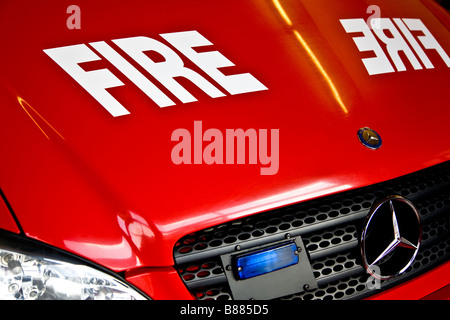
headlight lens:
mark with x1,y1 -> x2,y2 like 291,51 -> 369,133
0,236 -> 147,300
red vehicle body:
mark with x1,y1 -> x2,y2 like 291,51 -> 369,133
0,0 -> 449,300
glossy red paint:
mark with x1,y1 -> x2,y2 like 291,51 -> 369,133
366,261 -> 450,300
0,193 -> 20,234
125,267 -> 195,300
0,0 -> 449,299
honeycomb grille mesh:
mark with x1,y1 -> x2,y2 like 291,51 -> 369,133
174,162 -> 450,300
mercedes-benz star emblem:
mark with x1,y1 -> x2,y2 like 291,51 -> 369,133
360,195 -> 422,280
357,127 -> 382,149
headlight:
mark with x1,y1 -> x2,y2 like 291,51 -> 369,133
0,232 -> 148,300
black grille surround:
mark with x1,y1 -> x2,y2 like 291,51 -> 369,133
173,162 -> 450,300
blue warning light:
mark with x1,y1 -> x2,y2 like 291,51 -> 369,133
234,242 -> 299,280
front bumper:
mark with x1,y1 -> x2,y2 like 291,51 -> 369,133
124,261 -> 450,300
366,260 -> 449,300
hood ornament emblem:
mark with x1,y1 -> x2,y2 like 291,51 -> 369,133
357,127 -> 382,149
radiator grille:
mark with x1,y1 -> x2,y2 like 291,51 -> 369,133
174,162 -> 450,300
